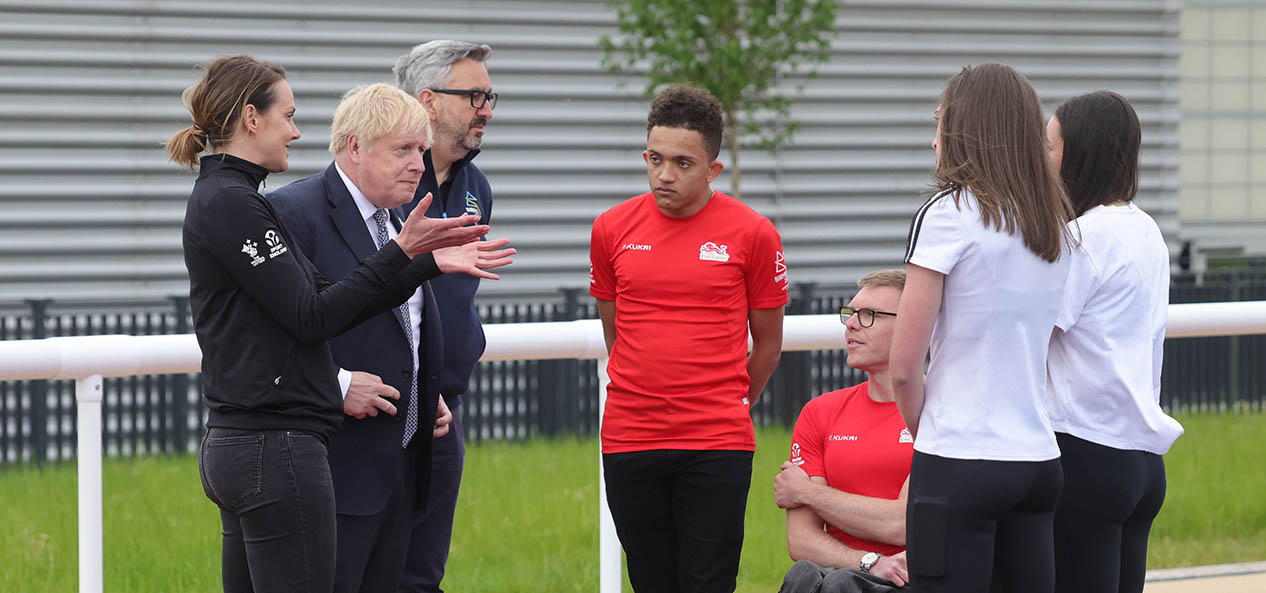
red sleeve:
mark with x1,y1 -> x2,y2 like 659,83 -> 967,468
790,397 -> 826,478
746,217 -> 789,308
589,213 -> 616,301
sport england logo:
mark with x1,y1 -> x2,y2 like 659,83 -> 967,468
899,427 -> 914,444
774,251 -> 788,289
264,229 -> 288,259
699,241 -> 729,262
464,192 -> 482,218
242,239 -> 265,267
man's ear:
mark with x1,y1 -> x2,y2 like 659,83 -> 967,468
346,136 -> 363,164
707,159 -> 724,184
418,90 -> 440,121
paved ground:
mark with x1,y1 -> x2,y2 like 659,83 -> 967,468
1145,561 -> 1266,593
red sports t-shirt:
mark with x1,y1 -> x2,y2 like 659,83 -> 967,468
790,382 -> 913,556
590,192 -> 789,453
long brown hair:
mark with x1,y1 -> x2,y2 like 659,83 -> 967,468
165,55 -> 287,169
1054,91 -> 1141,217
934,63 -> 1073,262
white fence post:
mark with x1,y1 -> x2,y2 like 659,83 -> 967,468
597,354 -> 621,593
76,374 -> 104,593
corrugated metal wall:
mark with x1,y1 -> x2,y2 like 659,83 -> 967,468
0,0 -> 1181,307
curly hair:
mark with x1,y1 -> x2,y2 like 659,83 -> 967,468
646,84 -> 723,160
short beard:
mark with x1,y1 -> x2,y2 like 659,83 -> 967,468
437,116 -> 487,153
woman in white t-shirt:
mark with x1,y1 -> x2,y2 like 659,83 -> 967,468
891,63 -> 1075,593
1045,91 -> 1184,593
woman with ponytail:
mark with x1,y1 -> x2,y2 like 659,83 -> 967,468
1045,91 -> 1183,593
889,63 -> 1075,593
170,55 -> 486,593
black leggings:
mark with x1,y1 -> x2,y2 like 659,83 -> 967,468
906,451 -> 1063,593
1053,432 -> 1166,593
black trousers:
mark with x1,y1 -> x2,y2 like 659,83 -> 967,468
400,406 -> 467,593
1053,433 -> 1166,593
906,451 -> 1062,593
199,428 -> 337,593
334,444 -> 417,593
603,449 -> 754,593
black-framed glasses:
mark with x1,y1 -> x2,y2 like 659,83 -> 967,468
430,88 -> 498,110
840,306 -> 897,327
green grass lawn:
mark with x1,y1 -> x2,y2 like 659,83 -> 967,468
2,412 -> 1262,592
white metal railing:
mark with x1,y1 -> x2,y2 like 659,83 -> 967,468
1,301 -> 1265,593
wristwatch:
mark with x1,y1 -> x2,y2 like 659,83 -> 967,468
859,551 -> 881,573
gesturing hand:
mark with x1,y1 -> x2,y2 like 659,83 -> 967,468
343,371 -> 399,419
434,237 -> 516,280
394,193 -> 490,257
774,460 -> 811,509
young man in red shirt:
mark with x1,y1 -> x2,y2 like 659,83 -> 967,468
774,269 -> 914,592
589,84 -> 789,593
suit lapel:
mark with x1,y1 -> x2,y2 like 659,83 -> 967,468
325,165 -> 409,332
324,165 -> 379,262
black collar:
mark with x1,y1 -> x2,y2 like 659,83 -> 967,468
197,153 -> 269,189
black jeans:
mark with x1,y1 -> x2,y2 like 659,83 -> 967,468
603,449 -> 754,593
1053,433 -> 1166,593
906,451 -> 1063,593
199,428 -> 337,593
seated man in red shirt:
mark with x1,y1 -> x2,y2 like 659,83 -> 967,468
775,269 -> 913,591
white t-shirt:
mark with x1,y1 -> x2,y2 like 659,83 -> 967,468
1046,203 -> 1184,454
904,188 -> 1069,461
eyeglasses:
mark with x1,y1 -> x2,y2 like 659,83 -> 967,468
430,89 -> 498,110
839,306 -> 897,328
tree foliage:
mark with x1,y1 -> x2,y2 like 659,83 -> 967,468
599,0 -> 841,198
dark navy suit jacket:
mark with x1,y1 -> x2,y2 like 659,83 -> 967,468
269,163 -> 442,516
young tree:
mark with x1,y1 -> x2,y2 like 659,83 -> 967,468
600,0 -> 841,199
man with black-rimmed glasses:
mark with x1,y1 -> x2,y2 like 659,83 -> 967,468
393,40 -> 501,593
774,269 -> 915,592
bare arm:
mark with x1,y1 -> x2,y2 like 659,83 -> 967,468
891,263 -> 943,438
776,462 -> 908,546
786,485 -> 910,586
748,306 -> 785,401
787,503 -> 866,568
597,298 -> 616,355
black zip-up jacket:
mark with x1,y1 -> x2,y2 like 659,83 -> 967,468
405,149 -> 493,405
183,154 -> 440,441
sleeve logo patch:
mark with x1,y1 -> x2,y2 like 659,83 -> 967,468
899,427 -> 914,444
699,241 -> 729,262
265,229 -> 288,259
241,239 -> 265,267
790,442 -> 803,465
774,251 -> 788,290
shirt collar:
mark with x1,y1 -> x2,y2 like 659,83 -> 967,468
334,162 -> 381,224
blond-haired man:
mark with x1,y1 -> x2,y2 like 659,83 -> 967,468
269,83 -> 512,593
776,270 -> 914,592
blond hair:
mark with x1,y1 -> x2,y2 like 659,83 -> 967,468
857,269 -> 906,290
329,83 -> 430,156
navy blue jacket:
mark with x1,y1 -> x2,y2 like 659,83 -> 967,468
269,163 -> 443,515
404,149 -> 493,406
